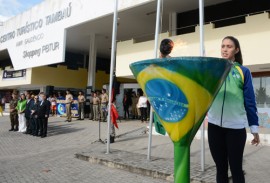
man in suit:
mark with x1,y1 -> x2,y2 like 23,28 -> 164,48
37,92 -> 51,138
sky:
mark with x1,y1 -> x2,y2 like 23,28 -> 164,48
0,0 -> 43,22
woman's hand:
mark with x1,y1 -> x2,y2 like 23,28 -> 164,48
251,133 -> 260,146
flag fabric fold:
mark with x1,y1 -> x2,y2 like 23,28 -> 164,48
110,74 -> 119,129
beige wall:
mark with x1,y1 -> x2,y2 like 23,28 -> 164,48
31,65 -> 88,89
95,70 -> 109,90
116,12 -> 270,78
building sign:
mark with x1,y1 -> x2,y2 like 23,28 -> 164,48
2,69 -> 26,79
0,0 -> 151,70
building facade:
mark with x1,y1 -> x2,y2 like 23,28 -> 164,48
1,0 -> 270,128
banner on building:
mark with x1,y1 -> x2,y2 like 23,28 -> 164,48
56,97 -> 79,117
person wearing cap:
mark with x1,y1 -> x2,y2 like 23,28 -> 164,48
9,92 -> 19,131
16,93 -> 27,133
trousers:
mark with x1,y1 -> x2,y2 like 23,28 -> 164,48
66,104 -> 72,121
208,123 -> 246,183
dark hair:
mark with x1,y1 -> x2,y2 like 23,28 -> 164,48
222,36 -> 243,65
160,39 -> 174,57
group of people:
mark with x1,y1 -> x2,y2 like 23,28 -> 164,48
61,89 -> 109,123
8,91 -> 50,138
4,36 -> 260,182
122,91 -> 149,123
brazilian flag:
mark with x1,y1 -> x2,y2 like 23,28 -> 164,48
130,57 -> 232,144
130,57 -> 232,183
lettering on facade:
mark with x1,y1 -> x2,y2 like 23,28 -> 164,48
23,42 -> 59,59
0,31 -> 15,43
46,2 -> 72,26
0,2 -> 72,43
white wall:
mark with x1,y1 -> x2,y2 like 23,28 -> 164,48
0,0 -> 153,70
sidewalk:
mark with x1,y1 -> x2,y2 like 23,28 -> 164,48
1,114 -> 269,182
75,121 -> 270,183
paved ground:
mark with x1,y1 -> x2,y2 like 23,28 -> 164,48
0,116 -> 168,183
0,115 -> 269,183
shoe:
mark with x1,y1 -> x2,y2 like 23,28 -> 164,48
14,129 -> 18,132
41,136 -> 46,138
9,128 -> 14,131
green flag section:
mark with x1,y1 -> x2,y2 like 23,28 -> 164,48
154,112 -> 166,135
130,57 -> 232,183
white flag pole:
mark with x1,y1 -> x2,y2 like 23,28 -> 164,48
199,0 -> 206,171
147,0 -> 162,161
107,0 -> 118,154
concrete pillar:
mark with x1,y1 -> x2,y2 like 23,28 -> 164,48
169,12 -> 177,36
87,34 -> 97,91
40,86 -> 46,93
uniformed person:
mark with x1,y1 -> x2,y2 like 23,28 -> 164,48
92,92 -> 100,121
100,89 -> 108,122
9,92 -> 19,131
89,91 -> 94,120
77,91 -> 85,120
65,90 -> 73,122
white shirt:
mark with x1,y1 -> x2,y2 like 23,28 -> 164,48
138,96 -> 147,108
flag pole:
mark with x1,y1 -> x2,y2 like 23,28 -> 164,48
107,0 -> 118,154
199,0 -> 205,171
147,0 -> 162,161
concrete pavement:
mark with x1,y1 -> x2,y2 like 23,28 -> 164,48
0,116 -> 168,183
0,116 -> 269,183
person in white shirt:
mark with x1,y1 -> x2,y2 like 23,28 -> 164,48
137,92 -> 147,123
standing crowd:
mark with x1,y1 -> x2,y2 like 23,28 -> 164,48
8,91 -> 50,138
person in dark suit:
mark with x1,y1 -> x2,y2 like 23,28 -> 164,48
30,95 -> 40,136
25,92 -> 34,134
122,93 -> 132,119
37,92 -> 51,138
